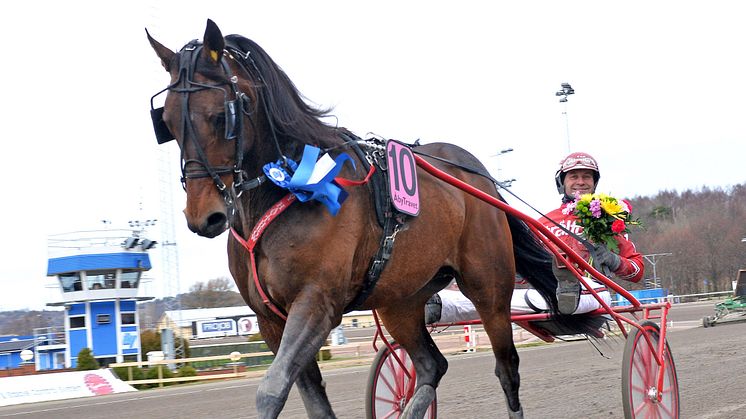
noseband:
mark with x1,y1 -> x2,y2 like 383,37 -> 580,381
149,39 -> 286,222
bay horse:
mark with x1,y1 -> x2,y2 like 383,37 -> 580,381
147,19 -> 582,418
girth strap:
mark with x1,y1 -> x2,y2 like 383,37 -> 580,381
342,136 -> 404,313
343,213 -> 400,313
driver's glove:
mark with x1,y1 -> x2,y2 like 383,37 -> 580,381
592,244 -> 621,274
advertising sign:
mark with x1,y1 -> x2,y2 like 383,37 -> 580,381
196,319 -> 237,338
120,331 -> 139,350
237,316 -> 260,335
0,369 -> 136,407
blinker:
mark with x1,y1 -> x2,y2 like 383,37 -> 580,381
151,107 -> 175,144
224,99 -> 238,140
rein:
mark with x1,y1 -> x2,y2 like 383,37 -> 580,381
413,149 -> 598,255
230,194 -> 297,321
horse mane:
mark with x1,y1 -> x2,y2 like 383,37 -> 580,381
224,34 -> 338,148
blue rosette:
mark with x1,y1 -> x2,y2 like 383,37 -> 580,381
262,145 -> 354,216
263,158 -> 298,189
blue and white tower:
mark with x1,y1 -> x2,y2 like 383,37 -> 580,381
46,229 -> 155,368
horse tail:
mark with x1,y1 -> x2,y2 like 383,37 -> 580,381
506,213 -> 607,334
505,213 -> 557,309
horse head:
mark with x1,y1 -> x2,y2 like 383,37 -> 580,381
148,19 -> 336,238
147,20 -> 267,238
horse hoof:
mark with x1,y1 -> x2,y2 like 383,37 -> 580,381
400,384 -> 436,418
508,406 -> 524,419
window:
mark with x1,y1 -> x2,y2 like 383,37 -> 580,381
59,273 -> 82,292
120,270 -> 141,288
69,316 -> 86,328
96,357 -> 116,368
121,313 -> 136,325
122,354 -> 139,363
86,271 -> 116,290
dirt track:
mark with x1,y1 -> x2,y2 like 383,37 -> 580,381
2,302 -> 744,418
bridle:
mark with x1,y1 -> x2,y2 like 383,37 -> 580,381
149,39 -> 287,222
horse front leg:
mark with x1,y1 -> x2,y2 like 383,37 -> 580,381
255,298 -> 339,419
253,314 -> 334,418
295,361 -> 335,418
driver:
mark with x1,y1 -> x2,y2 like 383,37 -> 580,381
425,151 -> 645,323
548,151 -> 644,314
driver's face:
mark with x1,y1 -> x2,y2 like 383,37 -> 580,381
563,169 -> 596,196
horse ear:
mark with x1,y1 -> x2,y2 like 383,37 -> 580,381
203,19 -> 225,64
146,28 -> 175,71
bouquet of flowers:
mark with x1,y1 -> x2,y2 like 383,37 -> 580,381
562,192 -> 641,253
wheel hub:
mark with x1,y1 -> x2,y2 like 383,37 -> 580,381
398,395 -> 407,411
646,386 -> 659,402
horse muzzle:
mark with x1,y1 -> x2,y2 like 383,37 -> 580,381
186,210 -> 229,238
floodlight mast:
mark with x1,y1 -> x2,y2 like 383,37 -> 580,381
555,83 -> 575,152
491,148 -> 516,187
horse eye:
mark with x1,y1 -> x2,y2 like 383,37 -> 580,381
212,114 -> 226,133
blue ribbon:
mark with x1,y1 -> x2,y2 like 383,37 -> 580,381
262,145 -> 354,216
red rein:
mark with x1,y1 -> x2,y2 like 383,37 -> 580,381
230,194 -> 297,321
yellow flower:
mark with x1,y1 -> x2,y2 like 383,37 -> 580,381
600,199 -> 623,218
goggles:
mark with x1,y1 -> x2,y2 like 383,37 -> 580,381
560,155 -> 598,172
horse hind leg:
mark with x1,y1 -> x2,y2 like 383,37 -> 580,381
497,336 -> 524,419
480,311 -> 524,418
401,335 -> 447,418
457,273 -> 524,417
378,308 -> 447,419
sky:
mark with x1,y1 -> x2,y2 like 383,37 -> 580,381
1,1 -> 745,311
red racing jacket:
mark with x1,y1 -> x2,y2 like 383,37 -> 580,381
538,204 -> 644,283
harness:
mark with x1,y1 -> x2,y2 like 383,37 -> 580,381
150,39 -> 405,320
228,137 -> 404,320
149,39 -> 289,219
338,136 -> 406,313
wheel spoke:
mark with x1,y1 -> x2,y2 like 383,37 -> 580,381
379,367 -> 398,395
657,400 -> 675,417
375,394 -> 399,404
395,349 -> 410,394
632,351 -> 648,379
630,383 -> 647,393
368,343 -> 436,419
406,362 -> 418,396
622,322 -> 679,419
380,408 -> 400,419
633,399 -> 648,416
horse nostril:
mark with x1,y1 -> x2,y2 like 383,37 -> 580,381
206,212 -> 227,229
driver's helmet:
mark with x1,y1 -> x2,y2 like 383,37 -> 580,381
554,151 -> 600,194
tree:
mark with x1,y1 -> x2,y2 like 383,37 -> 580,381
632,184 -> 746,294
140,329 -> 192,359
140,329 -> 162,355
76,348 -> 100,370
180,277 -> 245,308
0,310 -> 64,336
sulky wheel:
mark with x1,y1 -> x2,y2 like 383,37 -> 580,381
621,321 -> 680,418
365,342 -> 436,419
